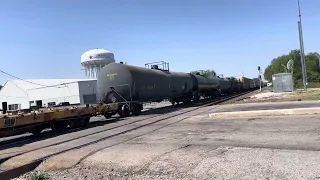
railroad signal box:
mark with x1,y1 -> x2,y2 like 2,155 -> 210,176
272,73 -> 294,93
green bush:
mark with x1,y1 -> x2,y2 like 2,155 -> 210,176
29,171 -> 49,180
264,50 -> 320,89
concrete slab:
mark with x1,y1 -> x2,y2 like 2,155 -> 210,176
211,101 -> 320,113
42,114 -> 320,180
6,100 -> 320,180
209,107 -> 320,118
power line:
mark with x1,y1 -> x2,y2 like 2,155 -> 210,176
0,69 -> 49,87
0,69 -> 83,89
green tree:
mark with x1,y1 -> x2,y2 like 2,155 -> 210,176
263,49 -> 320,88
190,69 -> 216,77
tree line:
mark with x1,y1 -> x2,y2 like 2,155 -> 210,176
190,69 -> 216,77
263,49 -> 320,88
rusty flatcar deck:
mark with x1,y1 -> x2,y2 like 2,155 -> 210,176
0,103 -> 119,138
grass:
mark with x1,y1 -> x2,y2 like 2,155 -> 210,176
294,82 -> 320,89
223,87 -> 320,105
290,89 -> 320,99
29,171 -> 49,180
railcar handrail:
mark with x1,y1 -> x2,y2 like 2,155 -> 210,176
109,84 -> 133,105
144,61 -> 170,71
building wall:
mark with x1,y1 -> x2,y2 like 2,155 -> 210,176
27,82 -> 81,107
78,80 -> 97,104
0,80 -> 88,110
0,79 -> 99,111
0,81 -> 29,110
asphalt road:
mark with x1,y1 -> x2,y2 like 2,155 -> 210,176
41,113 -> 320,180
3,101 -> 320,180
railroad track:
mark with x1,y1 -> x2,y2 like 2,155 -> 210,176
0,102 -> 181,150
0,100 -> 200,150
0,91 -> 253,180
0,91 -> 244,150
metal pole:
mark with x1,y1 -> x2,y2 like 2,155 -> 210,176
259,75 -> 262,92
258,67 -> 262,92
297,0 -> 307,91
316,54 -> 320,72
298,22 -> 307,90
299,21 -> 308,86
258,67 -> 261,92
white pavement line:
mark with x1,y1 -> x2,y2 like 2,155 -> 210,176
208,107 -> 320,118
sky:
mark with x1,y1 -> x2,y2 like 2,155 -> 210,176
0,0 -> 320,85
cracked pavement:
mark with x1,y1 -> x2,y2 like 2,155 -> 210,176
39,113 -> 320,180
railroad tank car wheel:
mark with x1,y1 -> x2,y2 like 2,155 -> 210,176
186,96 -> 192,104
193,95 -> 200,102
132,104 -> 142,116
117,105 -> 124,117
104,113 -> 112,119
123,105 -> 131,117
118,105 -> 130,117
183,96 -> 192,104
217,89 -> 222,96
171,98 -> 178,105
51,120 -> 69,133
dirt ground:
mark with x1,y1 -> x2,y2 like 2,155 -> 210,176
16,114 -> 320,180
222,88 -> 320,104
8,90 -> 320,180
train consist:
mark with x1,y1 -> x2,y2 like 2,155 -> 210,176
97,61 -> 265,117
0,61 -> 265,138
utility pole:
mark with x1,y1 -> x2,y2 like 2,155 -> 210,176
258,66 -> 262,92
316,54 -> 320,72
297,0 -> 308,91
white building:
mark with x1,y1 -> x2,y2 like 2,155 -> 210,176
0,79 -> 97,111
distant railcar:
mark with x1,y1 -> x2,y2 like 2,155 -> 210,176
97,62 -> 256,117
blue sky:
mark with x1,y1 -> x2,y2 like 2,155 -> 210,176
0,0 -> 320,85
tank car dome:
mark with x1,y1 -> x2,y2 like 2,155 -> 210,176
81,48 -> 115,65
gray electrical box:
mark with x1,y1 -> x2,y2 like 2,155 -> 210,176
272,73 -> 294,93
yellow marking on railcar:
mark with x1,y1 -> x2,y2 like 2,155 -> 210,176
54,111 -> 64,115
97,103 -> 118,112
107,73 -> 118,80
97,105 -> 105,112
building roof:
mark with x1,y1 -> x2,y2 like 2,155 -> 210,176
2,78 -> 96,91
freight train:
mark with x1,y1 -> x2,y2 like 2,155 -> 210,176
97,61 -> 265,118
0,61 -> 265,138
